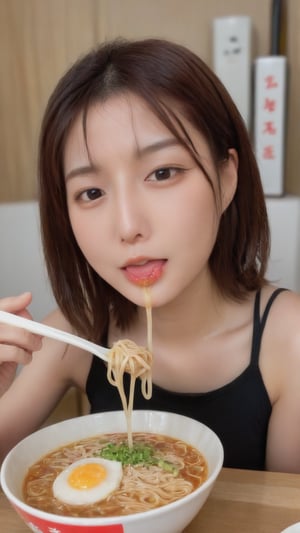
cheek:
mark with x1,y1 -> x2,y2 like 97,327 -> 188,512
174,184 -> 220,246
68,210 -> 108,267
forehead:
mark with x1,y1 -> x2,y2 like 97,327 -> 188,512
63,92 -> 210,171
67,93 -> 176,145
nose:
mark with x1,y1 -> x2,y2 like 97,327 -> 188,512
114,187 -> 150,244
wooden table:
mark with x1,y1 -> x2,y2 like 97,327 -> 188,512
2,468 -> 300,532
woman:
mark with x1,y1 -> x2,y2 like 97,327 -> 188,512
1,38 -> 300,471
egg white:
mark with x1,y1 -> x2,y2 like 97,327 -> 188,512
52,457 -> 123,505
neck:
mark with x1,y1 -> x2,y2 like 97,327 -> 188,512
139,275 -> 229,348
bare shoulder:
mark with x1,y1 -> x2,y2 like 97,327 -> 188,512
42,307 -> 76,332
260,285 -> 300,397
34,307 -> 92,389
261,286 -> 300,471
260,285 -> 300,339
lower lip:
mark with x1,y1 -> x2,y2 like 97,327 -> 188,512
123,259 -> 166,286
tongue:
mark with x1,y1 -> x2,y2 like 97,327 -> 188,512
125,260 -> 165,286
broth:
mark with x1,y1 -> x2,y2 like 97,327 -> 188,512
23,432 -> 207,517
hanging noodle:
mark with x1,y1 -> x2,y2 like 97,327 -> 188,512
144,286 -> 153,353
106,286 -> 153,447
107,340 -> 152,447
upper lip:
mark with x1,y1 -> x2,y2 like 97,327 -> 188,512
121,256 -> 156,268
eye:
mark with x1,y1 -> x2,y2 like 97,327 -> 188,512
77,188 -> 104,202
146,167 -> 183,182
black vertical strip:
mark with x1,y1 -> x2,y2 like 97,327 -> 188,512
271,0 -> 282,55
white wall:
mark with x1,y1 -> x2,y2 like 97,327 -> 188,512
0,202 -> 56,320
0,197 -> 299,323
266,195 -> 300,292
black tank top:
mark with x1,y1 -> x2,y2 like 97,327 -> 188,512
86,288 -> 286,470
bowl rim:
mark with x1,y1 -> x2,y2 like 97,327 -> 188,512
1,410 -> 224,525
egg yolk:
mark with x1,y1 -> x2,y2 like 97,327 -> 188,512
67,463 -> 107,490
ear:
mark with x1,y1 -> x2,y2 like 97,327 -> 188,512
219,148 -> 238,213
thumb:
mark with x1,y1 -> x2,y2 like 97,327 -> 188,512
0,292 -> 33,316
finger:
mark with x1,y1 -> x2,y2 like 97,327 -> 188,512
0,325 -> 43,353
0,344 -> 33,366
0,292 -> 32,315
0,361 -> 18,395
0,361 -> 18,381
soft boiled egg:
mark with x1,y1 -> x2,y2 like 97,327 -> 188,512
52,457 -> 123,505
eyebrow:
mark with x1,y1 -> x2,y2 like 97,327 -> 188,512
65,137 -> 183,181
65,165 -> 97,182
136,137 -> 182,157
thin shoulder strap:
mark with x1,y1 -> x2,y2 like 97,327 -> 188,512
250,288 -> 288,364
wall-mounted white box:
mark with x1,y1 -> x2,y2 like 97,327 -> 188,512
213,15 -> 252,130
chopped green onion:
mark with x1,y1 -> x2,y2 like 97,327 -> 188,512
96,442 -> 178,475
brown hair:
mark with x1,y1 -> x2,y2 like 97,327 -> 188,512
38,38 -> 270,342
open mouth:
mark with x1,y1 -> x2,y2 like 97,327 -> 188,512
123,259 -> 166,286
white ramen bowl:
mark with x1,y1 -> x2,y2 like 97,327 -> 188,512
281,525 -> 300,532
1,410 -> 224,533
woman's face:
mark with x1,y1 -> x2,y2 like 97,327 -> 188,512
64,93 -> 237,308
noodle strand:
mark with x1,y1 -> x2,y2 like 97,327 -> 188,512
143,286 -> 153,353
107,340 -> 152,447
106,287 -> 153,447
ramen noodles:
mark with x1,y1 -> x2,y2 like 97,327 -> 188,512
23,432 -> 208,517
106,286 -> 153,446
107,339 -> 152,447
